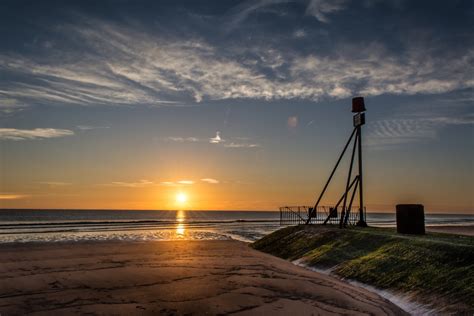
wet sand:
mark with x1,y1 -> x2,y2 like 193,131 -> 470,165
0,240 -> 406,315
426,224 -> 474,236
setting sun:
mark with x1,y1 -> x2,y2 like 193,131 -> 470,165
176,192 -> 187,204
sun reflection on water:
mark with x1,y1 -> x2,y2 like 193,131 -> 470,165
176,210 -> 186,236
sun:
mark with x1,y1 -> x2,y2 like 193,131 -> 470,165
176,192 -> 187,204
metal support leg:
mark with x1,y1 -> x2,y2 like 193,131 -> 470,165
357,127 -> 367,227
340,132 -> 358,228
344,177 -> 359,227
306,128 -> 357,224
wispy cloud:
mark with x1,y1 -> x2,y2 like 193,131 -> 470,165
106,179 -> 217,187
367,114 -> 474,148
426,115 -> 474,125
225,0 -> 292,32
201,178 -> 219,184
177,180 -> 194,185
288,45 -> 474,98
1,17 -> 472,108
0,193 -> 28,200
293,29 -> 306,38
165,131 -> 261,149
160,181 -> 176,186
159,180 -> 195,186
209,131 -> 224,144
108,180 -> 155,188
0,128 -> 74,141
224,142 -> 261,148
305,0 -> 348,23
367,119 -> 437,147
76,125 -> 110,130
227,0 -> 346,30
0,97 -> 26,114
39,182 -> 72,187
164,136 -> 200,142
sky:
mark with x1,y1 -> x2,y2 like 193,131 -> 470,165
0,0 -> 473,212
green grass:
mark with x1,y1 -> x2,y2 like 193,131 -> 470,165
252,225 -> 474,313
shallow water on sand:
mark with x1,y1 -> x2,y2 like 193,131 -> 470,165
0,210 -> 472,243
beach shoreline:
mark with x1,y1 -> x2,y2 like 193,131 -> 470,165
426,224 -> 474,236
0,239 -> 406,315
1,209 -> 473,244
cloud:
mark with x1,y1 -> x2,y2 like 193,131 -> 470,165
177,180 -> 194,185
227,0 -> 346,30
305,0 -> 348,23
366,114 -> 474,148
210,131 -> 224,144
165,136 -> 200,142
225,0 -> 291,32
367,119 -> 436,147
160,181 -> 176,186
0,128 -> 74,140
224,142 -> 261,148
293,29 -> 306,38
39,182 -> 72,187
0,193 -> 28,200
426,116 -> 474,126
109,180 -> 154,188
121,179 -> 219,186
201,178 -> 219,184
164,132 -> 262,149
159,180 -> 194,186
0,97 -> 26,114
76,125 -> 110,130
162,132 -> 261,149
1,18 -> 472,108
288,45 -> 474,98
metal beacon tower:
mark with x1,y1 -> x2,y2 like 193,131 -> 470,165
280,97 -> 367,228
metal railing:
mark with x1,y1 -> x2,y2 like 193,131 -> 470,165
280,205 -> 365,226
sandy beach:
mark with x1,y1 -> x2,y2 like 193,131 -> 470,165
0,240 -> 406,315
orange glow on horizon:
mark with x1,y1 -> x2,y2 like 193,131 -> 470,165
2,176 -> 473,213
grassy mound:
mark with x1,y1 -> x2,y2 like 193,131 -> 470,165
252,225 -> 474,313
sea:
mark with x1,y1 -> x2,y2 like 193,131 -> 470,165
0,209 -> 473,244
